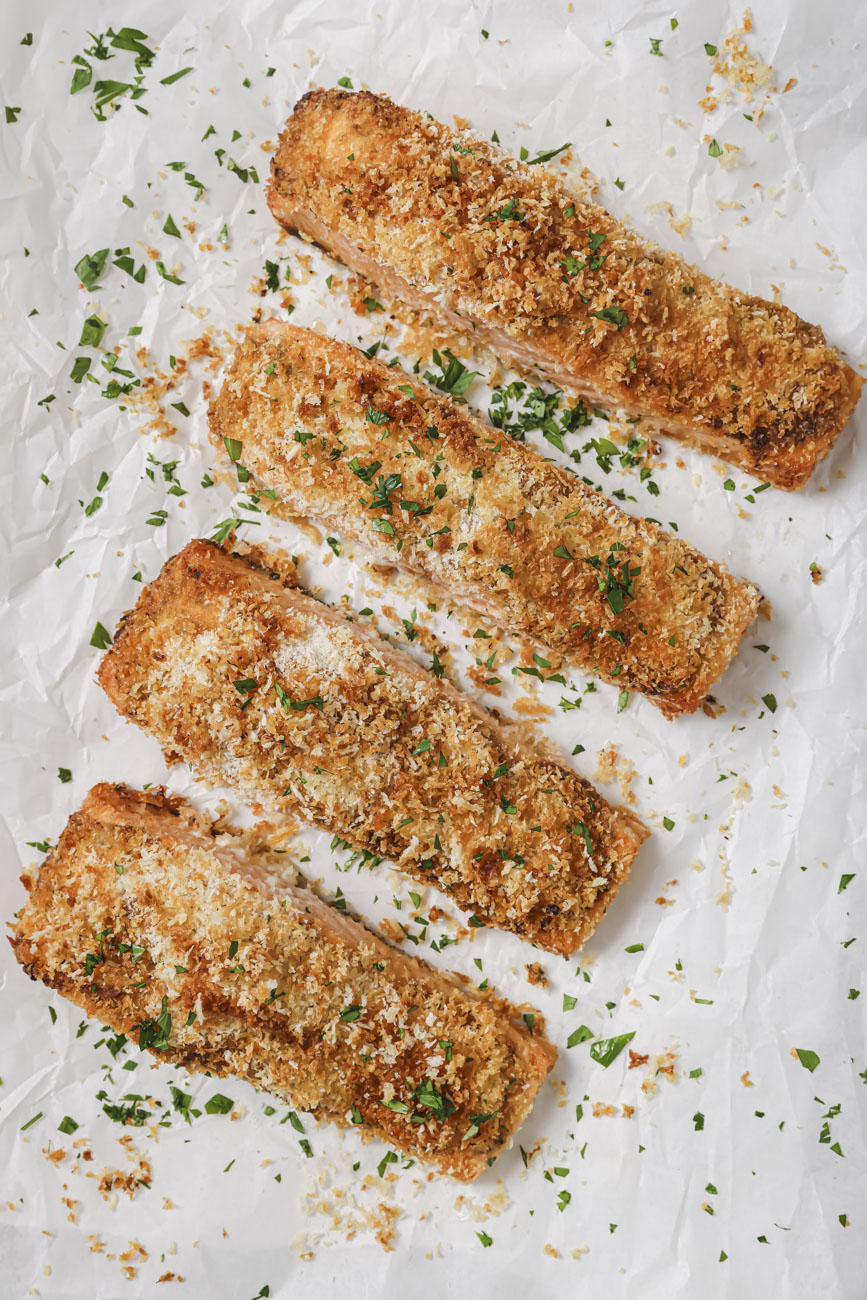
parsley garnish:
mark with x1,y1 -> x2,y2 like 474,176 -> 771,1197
275,683 -> 324,713
462,1110 -> 496,1140
589,1031 -> 635,1067
369,472 -> 402,514
526,142 -> 571,165
204,1093 -> 234,1114
74,248 -> 110,289
590,304 -> 629,330
584,544 -> 639,614
484,196 -> 524,223
134,996 -> 172,1051
412,1078 -> 456,1121
424,348 -> 479,400
90,621 -> 113,650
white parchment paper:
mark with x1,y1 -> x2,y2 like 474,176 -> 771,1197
1,1 -> 865,1297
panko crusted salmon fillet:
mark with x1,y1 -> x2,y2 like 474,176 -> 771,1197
210,322 -> 760,717
96,540 -> 647,956
10,784 -> 556,1181
268,89 -> 862,490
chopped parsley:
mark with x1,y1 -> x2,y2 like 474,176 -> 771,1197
590,304 -> 629,331
133,996 -> 172,1051
484,196 -> 524,223
90,621 -> 113,650
589,1031 -> 635,1067
526,142 -> 571,165
424,348 -> 479,400
204,1093 -> 234,1114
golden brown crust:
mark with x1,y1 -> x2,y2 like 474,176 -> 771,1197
10,783 -> 556,1181
268,89 -> 862,490
210,322 -> 760,716
96,540 -> 647,956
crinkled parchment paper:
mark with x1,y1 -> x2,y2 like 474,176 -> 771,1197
1,0 -> 865,1296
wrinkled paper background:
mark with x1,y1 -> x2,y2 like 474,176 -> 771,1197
1,1 -> 865,1297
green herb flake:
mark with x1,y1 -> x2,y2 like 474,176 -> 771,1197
155,260 -> 185,285
160,66 -> 193,85
527,142 -> 572,166
204,1093 -> 234,1114
590,304 -> 629,330
590,1030 -> 635,1067
79,315 -> 107,347
90,621 -> 113,650
134,995 -> 172,1051
74,248 -> 110,289
424,348 -> 479,400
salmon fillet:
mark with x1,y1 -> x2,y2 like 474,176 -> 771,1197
210,322 -> 760,717
96,540 -> 647,956
10,783 -> 556,1181
268,89 -> 862,491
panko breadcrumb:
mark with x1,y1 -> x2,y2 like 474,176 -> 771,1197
10,784 -> 557,1182
268,90 -> 862,490
96,540 -> 647,955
